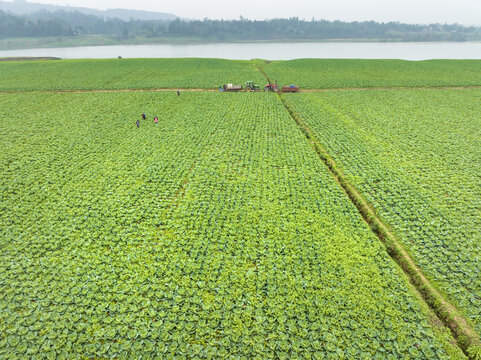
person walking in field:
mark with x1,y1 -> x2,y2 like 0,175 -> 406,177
177,91 -> 180,96
154,116 -> 159,124
136,119 -> 140,128
142,113 -> 146,120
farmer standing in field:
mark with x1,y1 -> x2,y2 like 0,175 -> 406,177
177,91 -> 180,96
136,119 -> 140,128
142,113 -> 146,120
154,116 -> 159,124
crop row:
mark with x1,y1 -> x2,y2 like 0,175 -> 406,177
283,90 -> 481,336
0,92 -> 461,358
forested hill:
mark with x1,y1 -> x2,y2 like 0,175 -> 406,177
0,10 -> 480,42
0,0 -> 176,21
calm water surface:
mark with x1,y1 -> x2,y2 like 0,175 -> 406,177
1,42 -> 481,60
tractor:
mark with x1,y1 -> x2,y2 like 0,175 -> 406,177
245,81 -> 260,92
264,83 -> 279,93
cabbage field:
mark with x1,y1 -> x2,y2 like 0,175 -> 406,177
262,59 -> 481,89
1,58 -> 480,359
283,89 -> 481,334
0,58 -> 265,92
2,58 -> 481,92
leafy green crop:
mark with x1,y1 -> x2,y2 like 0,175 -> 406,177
0,58 -> 266,91
5,58 -> 481,93
285,89 -> 481,335
262,59 -> 481,89
0,91 -> 459,358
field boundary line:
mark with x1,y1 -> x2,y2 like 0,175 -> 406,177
299,85 -> 481,92
256,66 -> 273,83
277,93 -> 481,359
2,85 -> 481,94
0,88 -> 218,94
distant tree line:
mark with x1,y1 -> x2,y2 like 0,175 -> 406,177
166,18 -> 479,41
1,10 -> 480,42
0,10 -> 73,37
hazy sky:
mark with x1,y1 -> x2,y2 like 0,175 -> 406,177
8,0 -> 481,25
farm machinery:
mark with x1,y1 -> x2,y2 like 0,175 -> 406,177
223,81 -> 260,92
264,83 -> 279,93
223,81 -> 300,93
245,80 -> 260,91
281,85 -> 300,93
223,83 -> 243,92
263,83 -> 300,93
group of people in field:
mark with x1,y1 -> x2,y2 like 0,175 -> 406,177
136,113 -> 158,128
136,91 -> 180,128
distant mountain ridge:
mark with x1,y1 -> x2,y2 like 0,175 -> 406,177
0,0 -> 177,21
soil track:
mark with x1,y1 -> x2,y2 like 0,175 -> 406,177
301,85 -> 481,92
2,85 -> 480,94
1,88 -> 217,94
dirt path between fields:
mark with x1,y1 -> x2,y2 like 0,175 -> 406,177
300,85 -> 481,92
0,88 -> 218,94
2,85 -> 480,94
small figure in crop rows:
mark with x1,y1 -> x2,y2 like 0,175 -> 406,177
154,116 -> 159,124
142,113 -> 146,120
177,91 -> 180,96
136,119 -> 140,128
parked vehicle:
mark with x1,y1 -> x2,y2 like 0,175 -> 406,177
223,83 -> 243,92
282,85 -> 300,93
245,81 -> 260,92
264,84 -> 279,93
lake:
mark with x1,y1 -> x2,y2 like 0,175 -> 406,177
1,42 -> 481,60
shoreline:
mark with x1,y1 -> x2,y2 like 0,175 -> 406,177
1,36 -> 479,51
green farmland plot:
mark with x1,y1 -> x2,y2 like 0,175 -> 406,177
262,59 -> 481,89
0,58 -> 266,92
2,58 -> 481,92
284,89 -> 481,335
0,92 -> 461,358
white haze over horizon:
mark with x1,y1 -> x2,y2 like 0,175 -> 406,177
3,0 -> 481,25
